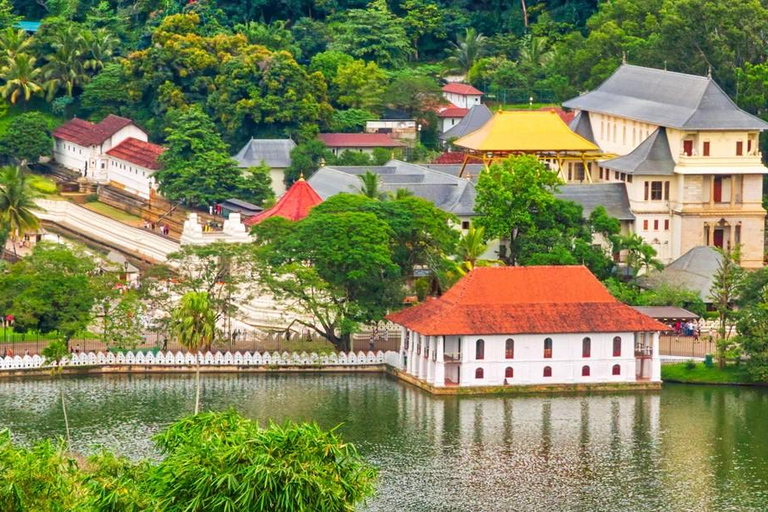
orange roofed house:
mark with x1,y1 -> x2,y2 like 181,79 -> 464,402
387,266 -> 667,390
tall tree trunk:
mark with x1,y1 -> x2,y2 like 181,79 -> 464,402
194,359 -> 201,415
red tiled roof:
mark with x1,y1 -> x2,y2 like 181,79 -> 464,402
431,152 -> 483,164
318,133 -> 405,148
53,114 -> 135,146
438,107 -> 470,118
244,178 -> 323,226
539,107 -> 575,125
442,83 -> 483,95
387,266 -> 669,336
106,137 -> 165,170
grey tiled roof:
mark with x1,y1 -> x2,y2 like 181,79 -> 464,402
632,306 -> 699,320
307,160 -> 478,216
643,246 -> 723,302
556,183 -> 635,220
439,104 -> 492,140
569,111 -> 597,145
233,138 -> 296,168
601,127 -> 675,175
563,64 -> 768,130
423,163 -> 485,182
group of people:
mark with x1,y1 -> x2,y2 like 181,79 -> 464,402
674,320 -> 700,340
143,221 -> 170,236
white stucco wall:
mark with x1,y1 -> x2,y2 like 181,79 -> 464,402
53,139 -> 93,173
108,157 -> 155,199
443,92 -> 482,109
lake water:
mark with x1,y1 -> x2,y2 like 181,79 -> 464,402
1,374 -> 767,511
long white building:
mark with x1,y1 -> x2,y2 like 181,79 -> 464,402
388,266 -> 666,390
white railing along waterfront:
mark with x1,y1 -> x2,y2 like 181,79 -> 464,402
0,350 -> 399,371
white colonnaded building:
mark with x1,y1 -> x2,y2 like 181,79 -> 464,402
387,266 -> 667,390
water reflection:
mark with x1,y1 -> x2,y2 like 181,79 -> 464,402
0,374 -> 766,511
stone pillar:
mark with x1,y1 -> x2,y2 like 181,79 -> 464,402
652,332 -> 661,382
709,175 -> 715,207
434,335 -> 445,387
730,176 -> 736,207
729,223 -> 735,251
426,336 -> 435,385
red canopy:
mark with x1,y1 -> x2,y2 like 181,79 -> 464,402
244,178 -> 322,226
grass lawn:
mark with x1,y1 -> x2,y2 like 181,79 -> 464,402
487,101 -> 561,111
662,362 -> 754,384
83,201 -> 143,226
28,174 -> 58,194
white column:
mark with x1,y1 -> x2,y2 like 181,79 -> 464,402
652,332 -> 661,382
426,336 -> 435,385
434,336 -> 445,387
399,326 -> 407,370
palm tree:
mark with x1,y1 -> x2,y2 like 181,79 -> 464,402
81,28 -> 118,75
389,188 -> 414,200
357,171 -> 387,200
446,28 -> 487,75
0,166 -> 40,259
41,339 -> 71,447
0,53 -> 43,105
43,25 -> 87,100
0,28 -> 33,65
518,36 -> 554,69
452,224 -> 501,275
171,291 -> 216,415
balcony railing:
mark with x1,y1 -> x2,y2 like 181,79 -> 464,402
444,352 -> 461,362
635,346 -> 654,358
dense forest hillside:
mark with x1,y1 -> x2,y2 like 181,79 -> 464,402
2,0 -> 768,151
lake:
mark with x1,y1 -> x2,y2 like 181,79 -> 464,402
1,373 -> 767,511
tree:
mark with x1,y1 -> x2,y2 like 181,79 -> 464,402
0,53 -> 43,105
234,20 -> 301,58
42,24 -> 87,100
0,243 -> 97,342
284,139 -> 332,185
403,0 -> 445,60
0,112 -> 52,164
328,0 -> 412,67
0,28 -> 32,65
616,233 -> 663,278
0,166 -> 40,258
383,74 -> 444,121
357,171 -> 387,200
170,292 -> 216,415
80,27 -> 118,75
40,339 -> 71,446
709,246 -> 743,369
446,28 -> 487,74
156,106 -> 270,206
333,59 -> 387,112
78,63 -> 133,119
0,0 -> 20,30
474,155 -> 561,264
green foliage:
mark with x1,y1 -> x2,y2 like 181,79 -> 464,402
284,139 -> 332,185
330,108 -> 375,133
0,411 -> 376,512
709,247 -> 743,368
0,112 -> 52,163
333,59 -> 386,112
661,361 -> 753,384
0,166 -> 40,251
635,284 -> 707,317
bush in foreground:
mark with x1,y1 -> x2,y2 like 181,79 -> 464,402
0,410 -> 376,512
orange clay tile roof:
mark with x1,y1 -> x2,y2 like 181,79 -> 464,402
244,178 -> 323,226
437,107 -> 470,118
106,137 -> 165,170
53,114 -> 135,146
442,83 -> 483,95
387,266 -> 670,335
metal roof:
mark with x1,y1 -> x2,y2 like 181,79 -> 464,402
568,111 -> 597,146
556,183 -> 635,221
563,64 -> 768,130
601,127 -> 675,175
643,246 -> 724,302
631,306 -> 699,320
233,138 -> 296,169
439,104 -> 492,141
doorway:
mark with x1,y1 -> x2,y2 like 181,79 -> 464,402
713,176 -> 723,202
713,228 -> 724,249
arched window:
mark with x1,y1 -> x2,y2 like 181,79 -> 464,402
582,337 -> 591,358
544,338 -> 553,359
543,366 -> 552,377
505,367 -> 514,379
475,367 -> 484,379
505,338 -> 514,359
476,339 -> 485,360
582,365 -> 590,376
612,364 -> 621,376
613,336 -> 622,357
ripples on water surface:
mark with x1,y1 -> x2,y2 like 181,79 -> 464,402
0,374 -> 767,511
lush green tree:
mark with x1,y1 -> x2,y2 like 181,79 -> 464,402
156,106 -> 270,206
292,18 -> 331,61
0,0 -> 20,30
0,166 -> 39,258
96,289 -> 145,351
635,283 -> 707,317
0,27 -> 31,65
80,27 -> 118,75
615,233 -> 663,278
171,291 -> 216,415
403,0 -> 445,60
284,139 -> 332,185
0,112 -> 52,163
42,24 -> 87,100
330,108 -> 375,133
0,243 -> 97,341
235,20 -> 301,58
383,74 -> 443,122
709,246 -> 743,369
0,53 -> 43,104
78,62 -> 134,119
474,155 -> 561,265
446,27 -> 487,74
309,50 -> 354,89
329,0 -> 412,67
333,59 -> 387,112
357,170 -> 386,200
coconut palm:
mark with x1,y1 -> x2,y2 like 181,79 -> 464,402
81,28 -> 118,74
518,36 -> 554,69
446,28 -> 487,75
389,188 -> 414,200
357,171 -> 387,200
0,166 -> 40,259
0,53 -> 43,104
452,224 -> 501,275
0,28 -> 33,65
171,291 -> 216,415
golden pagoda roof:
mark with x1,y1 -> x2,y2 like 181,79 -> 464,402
454,110 -> 599,153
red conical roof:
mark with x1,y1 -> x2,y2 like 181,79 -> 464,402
244,178 -> 323,226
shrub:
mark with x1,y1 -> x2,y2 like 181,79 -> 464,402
685,360 -> 697,370
28,175 -> 57,195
